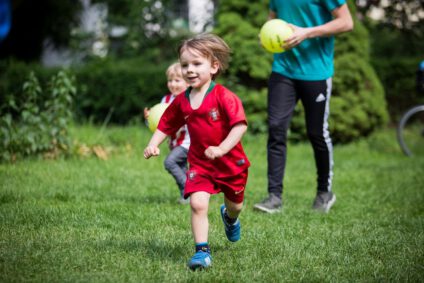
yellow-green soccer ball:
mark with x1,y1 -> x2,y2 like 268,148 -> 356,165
147,103 -> 169,132
260,19 -> 293,53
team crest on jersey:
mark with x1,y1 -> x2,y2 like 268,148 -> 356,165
209,108 -> 220,121
188,170 -> 196,181
236,159 -> 246,166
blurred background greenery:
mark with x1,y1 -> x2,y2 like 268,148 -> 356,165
0,0 -> 423,160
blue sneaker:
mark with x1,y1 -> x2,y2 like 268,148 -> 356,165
188,250 -> 212,270
220,204 -> 241,242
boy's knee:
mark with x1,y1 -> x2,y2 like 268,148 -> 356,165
190,198 -> 208,213
163,157 -> 174,171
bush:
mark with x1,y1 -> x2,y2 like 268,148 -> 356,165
364,21 -> 424,121
0,60 -> 60,106
330,54 -> 388,143
74,57 -> 171,124
232,86 -> 268,134
371,57 -> 423,120
0,55 -> 179,125
0,71 -> 76,162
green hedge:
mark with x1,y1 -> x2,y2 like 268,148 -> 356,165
331,54 -> 388,142
0,60 -> 60,105
0,58 -> 172,125
0,71 -> 76,162
74,57 -> 171,124
371,57 -> 423,120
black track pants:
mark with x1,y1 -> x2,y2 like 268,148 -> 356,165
267,72 -> 334,197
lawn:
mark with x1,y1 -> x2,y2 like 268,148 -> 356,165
1,125 -> 423,282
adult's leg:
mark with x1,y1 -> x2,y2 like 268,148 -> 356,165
297,78 -> 334,192
267,72 -> 298,197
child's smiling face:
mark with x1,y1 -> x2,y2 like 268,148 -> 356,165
179,48 -> 219,90
167,73 -> 187,96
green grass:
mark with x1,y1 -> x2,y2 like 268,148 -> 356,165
1,125 -> 423,282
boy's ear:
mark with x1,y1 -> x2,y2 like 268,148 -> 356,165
211,60 -> 219,75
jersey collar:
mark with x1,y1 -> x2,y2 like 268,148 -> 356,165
185,81 -> 216,99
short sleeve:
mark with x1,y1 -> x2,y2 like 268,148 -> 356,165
324,0 -> 346,12
157,97 -> 186,136
219,88 -> 247,128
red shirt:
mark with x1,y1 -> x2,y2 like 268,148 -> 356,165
158,82 -> 250,177
160,94 -> 190,149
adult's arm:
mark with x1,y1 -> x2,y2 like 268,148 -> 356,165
269,3 -> 354,48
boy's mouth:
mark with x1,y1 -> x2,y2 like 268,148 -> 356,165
186,77 -> 199,84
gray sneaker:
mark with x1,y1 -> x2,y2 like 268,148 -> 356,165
312,191 -> 336,213
178,197 -> 190,205
253,194 -> 282,213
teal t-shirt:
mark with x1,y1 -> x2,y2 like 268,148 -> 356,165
269,0 -> 345,80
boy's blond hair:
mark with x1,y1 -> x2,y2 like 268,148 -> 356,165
166,62 -> 183,78
178,33 -> 231,79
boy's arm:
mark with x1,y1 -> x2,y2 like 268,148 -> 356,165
144,129 -> 168,159
204,123 -> 247,160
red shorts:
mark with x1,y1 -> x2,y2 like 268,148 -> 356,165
183,169 -> 248,203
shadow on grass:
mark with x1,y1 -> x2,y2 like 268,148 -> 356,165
137,194 -> 183,205
142,238 -> 187,262
93,237 -> 186,263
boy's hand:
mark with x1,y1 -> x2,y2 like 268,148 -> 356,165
144,107 -> 150,119
144,146 -> 160,159
204,146 -> 225,160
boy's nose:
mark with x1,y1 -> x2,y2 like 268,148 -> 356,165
186,64 -> 194,72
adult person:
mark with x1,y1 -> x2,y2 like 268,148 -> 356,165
254,0 -> 353,213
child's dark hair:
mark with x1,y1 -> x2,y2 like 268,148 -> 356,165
178,33 -> 231,79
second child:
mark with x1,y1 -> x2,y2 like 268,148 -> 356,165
144,63 -> 190,204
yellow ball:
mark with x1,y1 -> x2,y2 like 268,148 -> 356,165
259,19 -> 293,53
147,103 -> 169,132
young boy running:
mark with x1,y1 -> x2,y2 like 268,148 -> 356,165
144,33 -> 250,270
144,63 -> 190,204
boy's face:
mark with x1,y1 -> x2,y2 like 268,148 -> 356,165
167,73 -> 188,95
179,48 -> 219,90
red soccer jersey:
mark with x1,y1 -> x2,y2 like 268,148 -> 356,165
158,82 -> 250,177
160,94 -> 190,150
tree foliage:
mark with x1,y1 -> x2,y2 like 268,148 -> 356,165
358,0 -> 424,57
214,0 -> 270,84
91,0 -> 189,59
358,0 -> 424,117
358,0 -> 424,33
